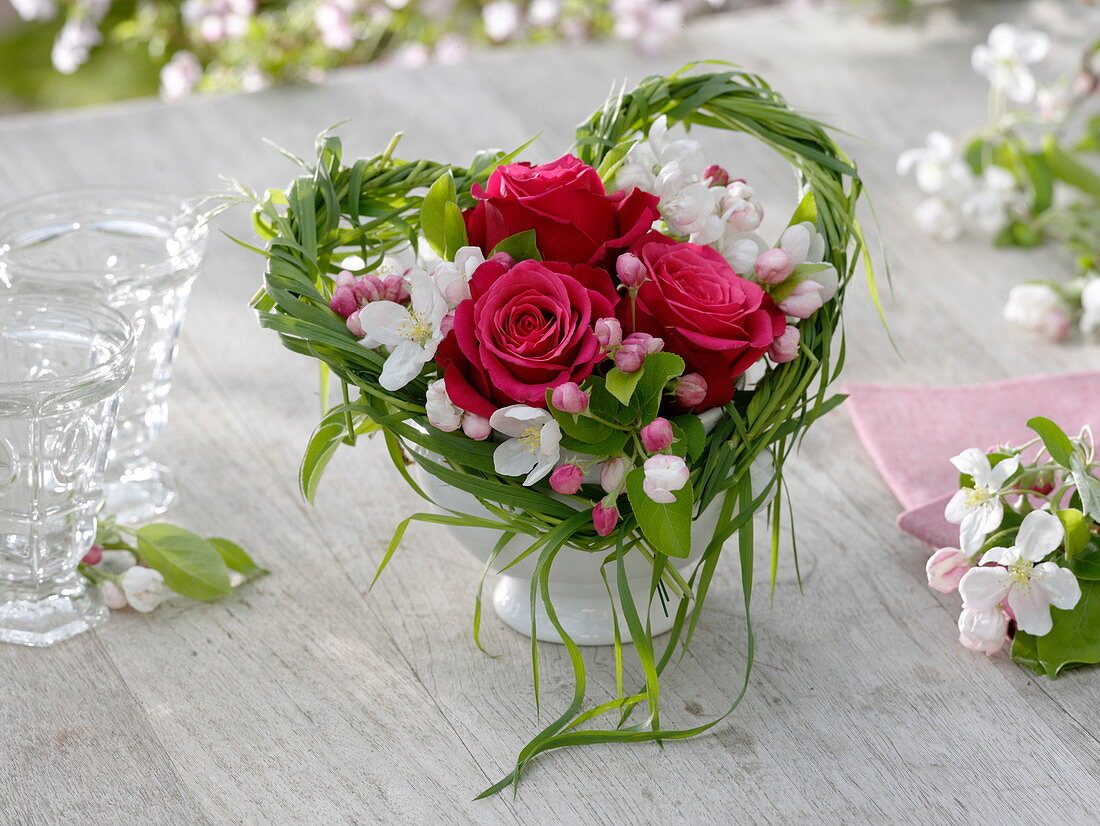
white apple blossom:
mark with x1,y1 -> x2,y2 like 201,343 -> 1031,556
1079,278 -> 1100,340
357,267 -> 448,391
721,181 -> 764,232
771,222 -> 839,318
527,0 -> 561,27
944,448 -> 1020,553
611,0 -> 683,56
913,196 -> 965,242
11,0 -> 57,21
425,379 -> 463,432
182,0 -> 256,44
482,0 -> 522,42
662,181 -> 724,244
957,606 -> 1009,656
897,132 -> 960,195
101,580 -> 128,610
615,115 -> 706,194
1004,283 -> 1070,342
642,454 -> 689,503
717,231 -> 766,275
51,18 -> 100,75
160,51 -> 203,102
431,247 -> 485,309
120,566 -> 167,613
959,510 -> 1080,636
315,1 -> 356,51
489,406 -> 561,485
971,23 -> 1050,103
962,166 -> 1022,233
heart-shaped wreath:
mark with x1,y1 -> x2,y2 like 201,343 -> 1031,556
247,64 -> 872,796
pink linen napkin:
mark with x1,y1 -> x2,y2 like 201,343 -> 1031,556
844,372 -> 1100,549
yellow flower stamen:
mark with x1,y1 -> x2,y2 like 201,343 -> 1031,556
1008,559 -> 1034,590
519,426 -> 542,454
399,310 -> 434,346
963,486 -> 995,508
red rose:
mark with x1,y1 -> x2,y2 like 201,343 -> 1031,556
464,155 -> 660,268
626,235 -> 786,410
437,258 -> 618,417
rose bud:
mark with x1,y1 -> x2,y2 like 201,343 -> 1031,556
346,312 -> 365,338
926,548 -> 970,594
768,326 -> 800,364
329,285 -> 358,319
353,275 -> 384,304
640,417 -> 674,452
335,270 -> 357,289
551,382 -> 589,414
675,373 -> 707,408
82,544 -> 103,566
595,317 -> 623,350
461,413 -> 492,441
550,464 -> 585,495
600,457 -> 627,493
382,274 -> 410,304
592,501 -> 620,537
613,341 -> 646,373
754,248 -> 795,284
704,164 -> 731,187
642,454 -> 690,503
623,332 -> 664,355
616,252 -> 648,288
777,280 -> 827,319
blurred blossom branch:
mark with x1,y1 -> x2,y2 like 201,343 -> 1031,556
898,22 -> 1100,344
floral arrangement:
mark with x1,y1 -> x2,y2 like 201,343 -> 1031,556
79,518 -> 263,613
928,417 -> 1100,677
245,67 -> 868,793
897,23 -> 1100,342
4,0 -> 743,105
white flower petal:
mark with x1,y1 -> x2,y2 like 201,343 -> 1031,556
950,448 -> 992,484
357,301 -> 411,349
944,489 -> 971,524
378,341 -> 428,391
1015,510 -> 1064,562
779,223 -> 813,265
1033,563 -> 1082,611
493,438 -> 537,477
958,566 -> 1011,610
1007,586 -> 1054,637
987,456 -> 1020,488
489,405 -> 549,438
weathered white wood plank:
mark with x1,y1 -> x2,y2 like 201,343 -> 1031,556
2,1 -> 1100,823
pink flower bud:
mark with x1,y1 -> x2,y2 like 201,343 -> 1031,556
958,607 -> 1008,656
351,276 -> 381,304
595,317 -> 623,350
346,312 -> 365,338
489,251 -> 515,267
640,417 -> 674,452
777,280 -> 826,319
675,373 -> 707,408
550,464 -> 585,495
329,285 -> 358,319
461,413 -> 491,441
704,164 -> 731,187
600,457 -> 627,493
335,270 -> 356,289
642,454 -> 690,504
101,580 -> 127,610
551,382 -> 589,414
926,548 -> 969,594
614,341 -> 646,373
616,253 -> 648,288
754,248 -> 795,284
82,544 -> 103,566
592,502 -> 620,536
623,332 -> 664,355
382,274 -> 410,303
768,326 -> 800,364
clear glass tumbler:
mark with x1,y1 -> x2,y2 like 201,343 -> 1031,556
0,294 -> 134,646
0,189 -> 208,524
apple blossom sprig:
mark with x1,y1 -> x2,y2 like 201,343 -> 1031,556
897,23 -> 1100,343
927,416 -> 1100,677
79,517 -> 264,613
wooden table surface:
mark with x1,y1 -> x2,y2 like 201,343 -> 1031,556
3,1 -> 1100,823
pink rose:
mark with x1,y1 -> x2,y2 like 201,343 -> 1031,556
437,257 -> 618,417
464,155 -> 660,267
624,234 -> 786,410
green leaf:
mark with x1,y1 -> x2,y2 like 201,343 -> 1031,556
1044,135 -> 1100,200
1057,508 -> 1091,559
490,229 -> 542,262
419,171 -> 457,257
1071,453 -> 1100,522
963,138 -> 987,176
1010,631 -> 1045,676
671,414 -> 706,461
605,367 -> 644,405
559,430 -> 629,457
788,190 -> 816,226
1027,417 -> 1074,468
136,524 -> 233,601
625,467 -> 693,558
1032,579 -> 1100,678
632,352 -> 685,421
209,538 -> 267,579
442,201 -> 468,260
1068,540 -> 1100,581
